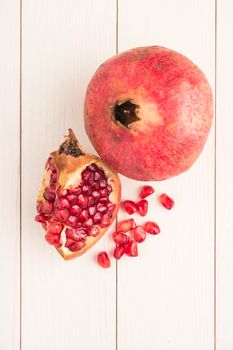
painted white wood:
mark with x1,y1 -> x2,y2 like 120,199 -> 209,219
22,1 -> 116,349
216,1 -> 233,348
117,1 -> 215,349
0,1 -> 20,349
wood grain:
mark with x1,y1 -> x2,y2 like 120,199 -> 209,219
21,1 -> 116,349
0,1 -> 20,349
117,0 -> 215,349
216,0 -> 233,348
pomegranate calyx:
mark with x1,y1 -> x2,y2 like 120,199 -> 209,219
58,129 -> 84,157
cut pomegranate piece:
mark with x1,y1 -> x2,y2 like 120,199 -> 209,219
144,221 -> 160,235
122,200 -> 137,215
125,240 -> 138,257
136,199 -> 148,216
35,129 -> 121,260
139,185 -> 154,199
112,231 -> 129,245
97,251 -> 111,268
159,193 -> 174,210
117,218 -> 136,232
133,226 -> 146,243
113,245 -> 125,260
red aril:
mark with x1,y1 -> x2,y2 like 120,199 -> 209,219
133,226 -> 146,243
97,251 -> 111,268
136,199 -> 148,216
139,185 -> 154,199
112,231 -> 129,245
113,245 -> 125,260
125,240 -> 138,257
144,221 -> 160,235
117,218 -> 136,232
159,193 -> 174,210
35,129 -> 121,260
122,200 -> 137,215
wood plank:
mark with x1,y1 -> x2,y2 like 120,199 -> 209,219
117,0 -> 215,349
21,1 -> 116,349
216,0 -> 233,348
0,0 -> 20,349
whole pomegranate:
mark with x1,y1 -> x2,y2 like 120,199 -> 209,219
35,129 -> 121,260
84,46 -> 213,180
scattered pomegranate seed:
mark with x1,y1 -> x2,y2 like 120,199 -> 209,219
139,185 -> 154,199
123,200 -> 137,215
113,245 -> 125,260
47,221 -> 63,234
144,221 -> 160,235
117,218 -> 136,232
112,231 -> 129,245
159,193 -> 174,210
136,199 -> 148,216
97,251 -> 111,268
133,226 -> 146,243
125,240 -> 138,257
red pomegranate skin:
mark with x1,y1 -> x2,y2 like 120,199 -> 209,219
84,46 -> 213,181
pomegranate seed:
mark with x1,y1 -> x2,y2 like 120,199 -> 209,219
56,197 -> 70,209
99,179 -> 107,188
79,209 -> 89,222
35,214 -> 47,223
144,221 -> 160,235
77,194 -> 88,208
57,187 -> 68,197
83,218 -> 94,228
97,202 -> 107,213
89,163 -> 98,171
54,208 -> 69,221
159,193 -> 174,210
87,226 -> 100,236
125,240 -> 138,257
68,240 -> 85,252
113,245 -> 125,260
49,183 -> 57,193
45,232 -> 61,246
47,221 -> 63,234
112,231 -> 129,245
136,199 -> 148,216
88,206 -> 97,216
65,238 -> 74,248
88,196 -> 95,206
107,203 -> 116,215
100,188 -> 108,197
36,201 -> 43,213
139,185 -> 154,199
69,187 -> 82,196
92,191 -> 101,201
82,185 -> 92,195
66,215 -> 78,227
93,212 -> 102,224
67,194 -> 78,205
97,251 -> 111,268
50,172 -> 57,183
133,226 -> 146,243
123,200 -> 137,215
44,187 -> 55,202
70,205 -> 81,216
100,214 -> 110,228
82,169 -> 94,184
42,201 -> 54,214
117,218 -> 136,233
92,182 -> 100,191
106,185 -> 112,194
98,197 -> 108,204
65,227 -> 87,241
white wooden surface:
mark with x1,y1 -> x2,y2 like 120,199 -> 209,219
0,0 -> 232,349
